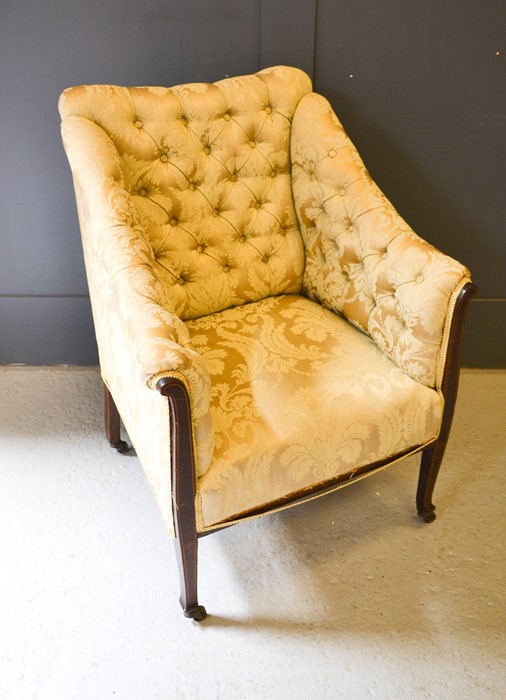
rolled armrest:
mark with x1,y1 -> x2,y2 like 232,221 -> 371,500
291,92 -> 471,388
111,262 -> 211,416
110,263 -> 214,477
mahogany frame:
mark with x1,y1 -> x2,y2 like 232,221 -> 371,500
104,281 -> 477,621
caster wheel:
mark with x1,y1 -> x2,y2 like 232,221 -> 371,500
418,506 -> 436,523
184,605 -> 207,622
111,440 -> 130,454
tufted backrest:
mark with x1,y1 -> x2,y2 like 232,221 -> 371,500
59,66 -> 312,321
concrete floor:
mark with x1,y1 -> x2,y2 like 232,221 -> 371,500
0,366 -> 505,700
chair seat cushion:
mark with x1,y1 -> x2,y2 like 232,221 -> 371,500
185,295 -> 443,529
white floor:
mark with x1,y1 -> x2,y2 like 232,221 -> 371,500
0,367 -> 505,700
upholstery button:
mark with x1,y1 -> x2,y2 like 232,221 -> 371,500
134,120 -> 143,129
224,113 -> 231,121
204,146 -> 211,155
180,117 -> 188,126
249,140 -> 256,148
265,106 -> 272,114
138,188 -> 147,197
239,234 -> 247,242
160,153 -> 168,162
415,273 -> 424,283
262,255 -> 269,263
270,170 -> 277,178
382,252 -> 388,260
338,188 -> 346,196
177,277 -> 185,285
329,149 -> 337,158
170,218 -> 178,227
309,173 -> 315,181
212,209 -> 219,217
230,173 -> 237,182
254,201 -> 261,209
189,183 -> 196,190
223,265 -> 230,272
196,245 -> 204,253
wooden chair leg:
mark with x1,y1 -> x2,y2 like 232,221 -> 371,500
157,377 -> 207,622
173,526 -> 206,621
417,441 -> 446,523
416,281 -> 477,523
103,383 -> 130,453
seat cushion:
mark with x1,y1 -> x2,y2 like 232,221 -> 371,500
185,295 -> 443,529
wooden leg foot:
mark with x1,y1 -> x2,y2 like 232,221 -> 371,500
104,383 -> 130,453
416,444 -> 444,523
110,439 -> 130,454
418,504 -> 436,523
184,604 -> 207,622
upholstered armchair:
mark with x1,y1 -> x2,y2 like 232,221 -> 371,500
59,66 -> 476,621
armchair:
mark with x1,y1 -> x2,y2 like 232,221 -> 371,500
59,66 -> 476,621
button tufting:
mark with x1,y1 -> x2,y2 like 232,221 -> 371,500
249,140 -> 256,148
265,106 -> 272,114
329,149 -> 337,158
254,201 -> 261,209
223,265 -> 230,272
204,146 -> 211,155
138,188 -> 147,197
170,218 -> 178,227
262,254 -> 270,263
415,273 -> 424,284
189,183 -> 196,191
270,170 -> 277,178
196,245 -> 204,253
223,113 -> 231,121
382,252 -> 388,260
180,117 -> 188,126
212,209 -> 219,217
309,173 -> 315,181
177,277 -> 185,285
239,234 -> 247,242
160,153 -> 168,162
338,188 -> 346,196
230,173 -> 237,182
134,120 -> 143,129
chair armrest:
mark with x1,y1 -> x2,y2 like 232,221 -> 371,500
111,264 -> 211,411
60,112 -> 213,474
291,92 -> 472,388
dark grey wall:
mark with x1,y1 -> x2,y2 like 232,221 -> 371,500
0,0 -> 503,366
313,0 -> 506,367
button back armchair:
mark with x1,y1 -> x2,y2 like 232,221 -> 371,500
59,66 -> 476,621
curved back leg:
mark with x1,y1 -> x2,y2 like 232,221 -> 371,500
103,383 -> 130,453
417,282 -> 477,522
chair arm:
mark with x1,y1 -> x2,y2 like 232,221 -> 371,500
111,264 -> 209,399
109,262 -> 214,477
60,113 -> 213,475
291,92 -> 472,388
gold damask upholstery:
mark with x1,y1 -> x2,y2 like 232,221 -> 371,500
59,66 -> 476,620
189,294 -> 443,529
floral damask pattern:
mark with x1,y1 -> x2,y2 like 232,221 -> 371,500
60,66 -> 470,536
187,295 -> 443,528
291,92 -> 471,388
